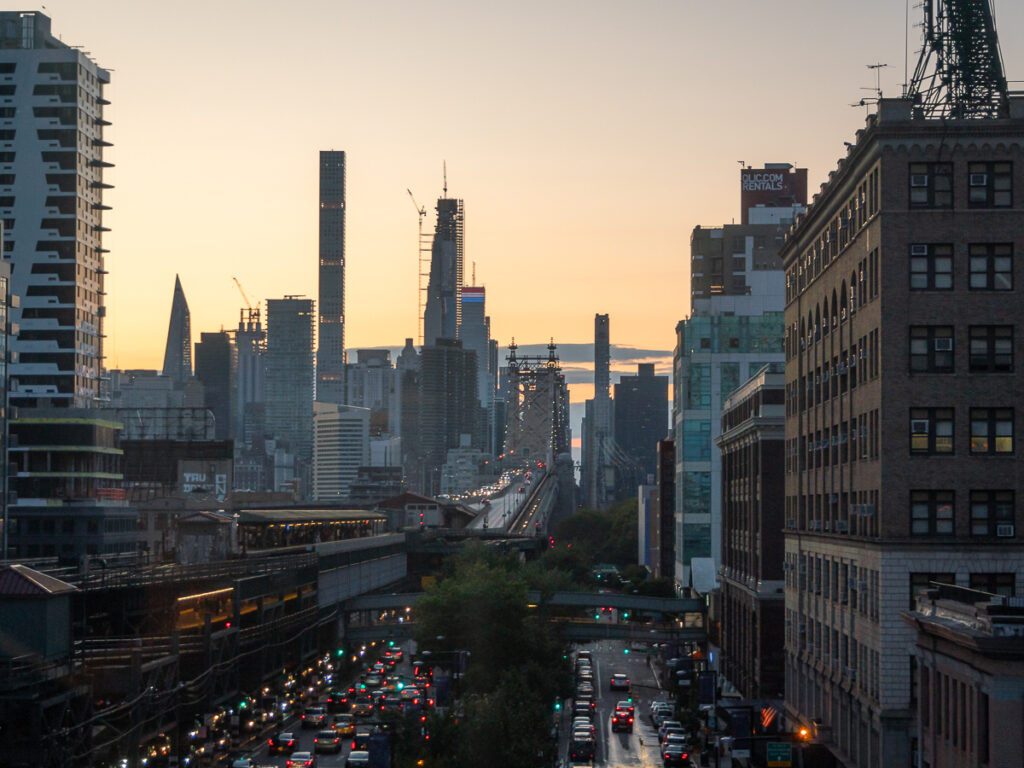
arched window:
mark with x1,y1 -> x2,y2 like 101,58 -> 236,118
831,289 -> 839,329
840,281 -> 848,321
850,272 -> 858,313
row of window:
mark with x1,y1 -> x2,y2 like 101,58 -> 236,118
787,410 -> 881,473
909,407 -> 1014,455
910,325 -> 1013,373
910,489 -> 1016,537
909,161 -> 1012,209
910,243 -> 1013,290
788,331 -> 880,414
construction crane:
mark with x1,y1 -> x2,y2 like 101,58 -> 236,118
407,189 -> 431,345
232,276 -> 252,309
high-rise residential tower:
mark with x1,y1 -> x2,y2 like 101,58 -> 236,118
162,275 -> 192,385
264,297 -> 315,490
318,150 -> 346,403
0,12 -> 111,407
194,331 -> 235,440
423,197 -> 464,345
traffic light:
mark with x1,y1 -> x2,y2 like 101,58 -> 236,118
622,611 -> 629,619
388,640 -> 395,647
554,702 -> 562,711
623,648 -> 630,654
239,700 -> 247,709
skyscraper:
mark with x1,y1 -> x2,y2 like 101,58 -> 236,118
583,313 -> 612,509
162,275 -> 192,385
423,197 -> 464,345
458,286 -> 492,406
318,150 -> 346,403
1,12 -> 110,407
612,363 -> 668,496
194,331 -> 235,440
264,297 -> 315,491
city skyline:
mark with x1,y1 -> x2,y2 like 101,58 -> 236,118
28,2 -> 1024,375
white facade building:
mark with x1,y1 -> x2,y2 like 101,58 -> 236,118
1,12 -> 111,407
313,402 -> 370,501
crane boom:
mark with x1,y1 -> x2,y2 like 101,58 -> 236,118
232,276 -> 252,309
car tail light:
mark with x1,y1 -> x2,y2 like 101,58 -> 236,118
629,717 -> 633,722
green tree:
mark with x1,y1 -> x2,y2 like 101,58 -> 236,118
411,549 -> 569,768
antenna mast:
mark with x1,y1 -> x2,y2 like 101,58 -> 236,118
905,0 -> 1009,119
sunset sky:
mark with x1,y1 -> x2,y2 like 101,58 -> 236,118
35,1 -> 1024,378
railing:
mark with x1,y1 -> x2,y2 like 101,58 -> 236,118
59,551 -> 317,590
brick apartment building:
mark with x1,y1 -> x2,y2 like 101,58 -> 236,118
781,95 -> 1024,766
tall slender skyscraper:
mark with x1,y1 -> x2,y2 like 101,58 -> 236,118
162,275 -> 192,385
1,12 -> 110,407
584,313 -> 612,509
423,197 -> 464,345
318,151 -> 346,403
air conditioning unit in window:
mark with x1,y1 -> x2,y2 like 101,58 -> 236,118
970,173 -> 988,186
835,521 -> 849,533
997,524 -> 1015,537
911,244 -> 929,255
911,419 -> 930,434
935,338 -> 953,351
910,175 -> 929,188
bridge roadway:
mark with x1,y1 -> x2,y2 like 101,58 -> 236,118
466,468 -> 557,534
343,590 -> 707,644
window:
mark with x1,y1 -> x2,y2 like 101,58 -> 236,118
969,243 -> 1013,290
909,326 -> 954,372
969,326 -> 1013,372
910,408 -> 954,454
970,491 -> 1015,537
967,161 -> 1012,207
970,408 -> 1014,454
909,244 -> 953,289
909,162 -> 953,208
911,490 -> 955,535
969,572 -> 1016,596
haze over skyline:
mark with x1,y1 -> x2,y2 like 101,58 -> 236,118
37,0 -> 1024,373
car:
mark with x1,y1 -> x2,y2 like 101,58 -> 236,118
314,729 -> 342,754
662,727 -> 687,745
351,695 -> 374,717
269,732 -> 296,754
611,709 -> 634,733
301,706 -> 327,728
332,713 -> 355,736
229,758 -> 255,768
659,720 -> 683,742
285,752 -> 316,768
572,701 -> 594,721
662,743 -> 691,767
577,650 -> 593,663
651,704 -> 674,727
569,735 -> 596,764
326,689 -> 351,712
346,750 -> 370,767
664,733 -> 691,751
364,673 -> 384,688
609,673 -> 630,691
616,700 -> 635,715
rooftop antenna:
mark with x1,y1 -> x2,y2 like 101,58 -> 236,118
905,0 -> 1009,119
472,260 -> 476,286
867,62 -> 888,100
443,160 -> 448,197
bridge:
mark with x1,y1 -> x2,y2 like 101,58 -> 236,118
343,590 -> 707,644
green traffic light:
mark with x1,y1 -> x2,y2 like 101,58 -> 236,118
623,612 -> 629,619
389,640 -> 395,647
554,702 -> 562,711
239,700 -> 247,709
594,614 -> 600,620
623,648 -> 630,654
